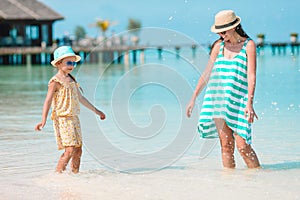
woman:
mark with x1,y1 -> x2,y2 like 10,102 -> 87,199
186,10 -> 260,169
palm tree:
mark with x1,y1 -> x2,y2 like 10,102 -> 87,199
290,32 -> 298,43
127,18 -> 141,35
256,33 -> 265,45
91,18 -> 117,38
74,26 -> 86,42
127,18 -> 142,45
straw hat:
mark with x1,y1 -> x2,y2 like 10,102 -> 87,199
51,46 -> 81,67
211,10 -> 241,33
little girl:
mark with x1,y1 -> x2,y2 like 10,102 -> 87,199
35,46 -> 106,173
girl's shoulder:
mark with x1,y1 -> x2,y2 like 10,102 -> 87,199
48,75 -> 63,86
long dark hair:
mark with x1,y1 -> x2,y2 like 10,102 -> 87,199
235,24 -> 249,38
209,24 -> 248,55
209,37 -> 223,55
68,73 -> 84,93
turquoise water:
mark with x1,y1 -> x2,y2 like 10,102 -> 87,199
0,47 -> 299,199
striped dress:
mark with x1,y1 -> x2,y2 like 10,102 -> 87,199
198,38 -> 252,144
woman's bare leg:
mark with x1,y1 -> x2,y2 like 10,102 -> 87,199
235,134 -> 260,168
71,147 -> 82,173
56,146 -> 75,173
214,118 -> 236,168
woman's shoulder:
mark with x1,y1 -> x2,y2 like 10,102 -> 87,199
244,38 -> 255,46
209,39 -> 222,57
212,39 -> 223,50
213,39 -> 223,47
245,39 -> 256,52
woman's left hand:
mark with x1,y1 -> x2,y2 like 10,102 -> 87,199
244,104 -> 258,123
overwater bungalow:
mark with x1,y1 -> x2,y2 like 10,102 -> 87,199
0,0 -> 63,65
0,0 -> 63,47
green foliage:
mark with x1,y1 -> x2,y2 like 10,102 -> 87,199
74,26 -> 86,41
127,18 -> 141,34
256,33 -> 265,39
290,32 -> 298,37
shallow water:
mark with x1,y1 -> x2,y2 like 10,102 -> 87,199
0,47 -> 300,199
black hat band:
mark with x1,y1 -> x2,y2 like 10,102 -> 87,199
215,18 -> 239,29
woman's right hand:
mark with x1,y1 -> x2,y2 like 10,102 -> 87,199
186,100 -> 195,118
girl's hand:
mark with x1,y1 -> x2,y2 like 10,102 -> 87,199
96,109 -> 106,120
186,100 -> 195,118
244,104 -> 258,123
100,112 -> 106,120
35,122 -> 45,131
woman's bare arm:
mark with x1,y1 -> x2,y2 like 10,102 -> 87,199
186,41 -> 221,117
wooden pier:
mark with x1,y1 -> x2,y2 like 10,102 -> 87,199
257,42 -> 300,55
0,44 -> 196,66
0,42 -> 299,66
0,46 -> 148,66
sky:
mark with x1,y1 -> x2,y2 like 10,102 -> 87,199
39,0 -> 299,44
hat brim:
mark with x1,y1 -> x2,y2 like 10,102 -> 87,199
211,16 -> 241,33
51,53 -> 81,67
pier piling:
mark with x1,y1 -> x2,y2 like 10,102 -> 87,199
1,42 -> 299,66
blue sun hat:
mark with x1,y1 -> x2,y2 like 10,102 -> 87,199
51,46 -> 81,67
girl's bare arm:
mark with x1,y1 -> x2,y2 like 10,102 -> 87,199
77,88 -> 106,120
35,81 -> 58,131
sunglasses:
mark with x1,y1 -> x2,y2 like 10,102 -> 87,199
66,61 -> 77,67
219,31 -> 226,35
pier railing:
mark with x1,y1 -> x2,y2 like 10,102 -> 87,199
0,44 -> 195,66
0,42 -> 299,66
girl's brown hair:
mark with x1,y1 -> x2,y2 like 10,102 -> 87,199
68,73 -> 84,93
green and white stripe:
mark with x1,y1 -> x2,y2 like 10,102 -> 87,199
198,39 -> 252,144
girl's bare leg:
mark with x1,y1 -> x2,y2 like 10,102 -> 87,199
214,118 -> 236,168
235,134 -> 260,168
56,146 -> 75,173
71,147 -> 82,173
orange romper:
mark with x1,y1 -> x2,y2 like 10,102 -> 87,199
49,76 -> 82,150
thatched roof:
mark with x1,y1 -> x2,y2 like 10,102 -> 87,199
0,0 -> 64,21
